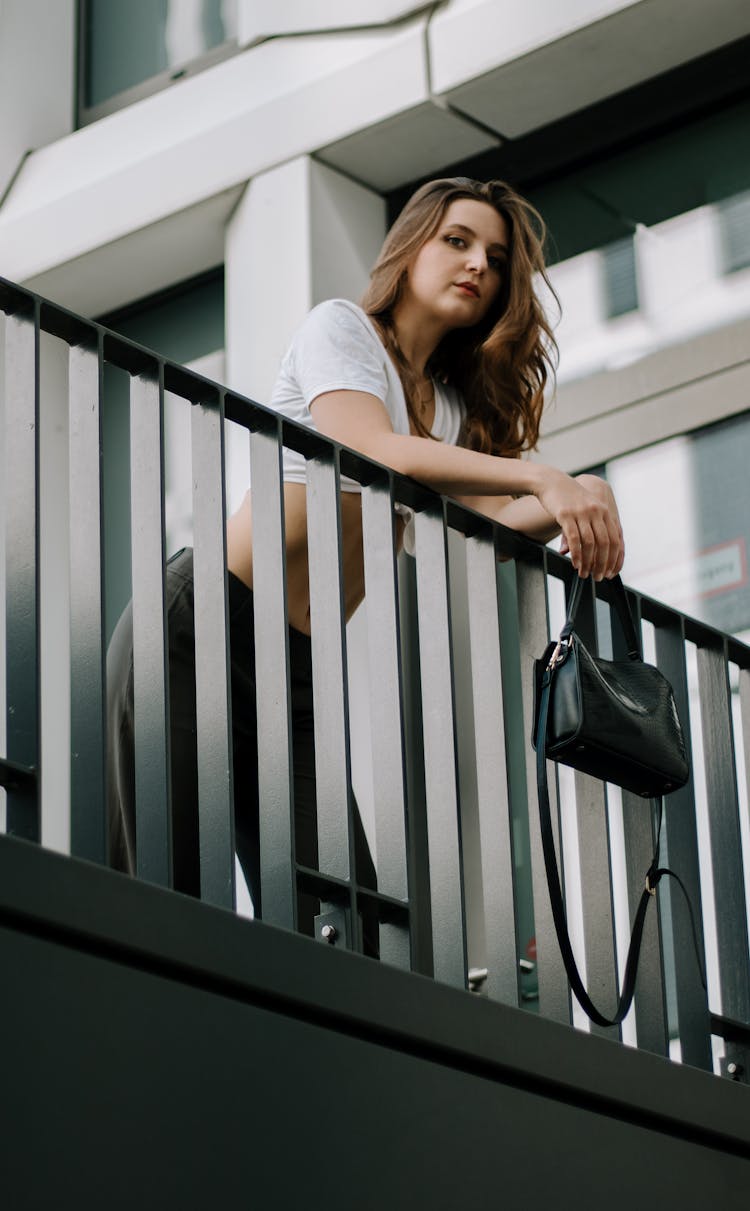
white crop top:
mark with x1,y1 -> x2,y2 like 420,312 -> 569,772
267,299 -> 465,550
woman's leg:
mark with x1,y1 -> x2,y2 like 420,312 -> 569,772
106,550 -> 203,897
107,550 -> 378,947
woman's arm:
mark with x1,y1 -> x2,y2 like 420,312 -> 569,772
454,492 -> 561,543
455,475 -> 621,550
311,390 -> 624,580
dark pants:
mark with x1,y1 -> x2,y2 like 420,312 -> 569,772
107,547 -> 376,941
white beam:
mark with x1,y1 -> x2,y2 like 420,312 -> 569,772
431,0 -> 750,137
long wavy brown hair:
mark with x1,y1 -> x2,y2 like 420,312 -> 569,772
361,177 -> 558,457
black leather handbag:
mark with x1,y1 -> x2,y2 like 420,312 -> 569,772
532,575 -> 695,1027
533,575 -> 689,798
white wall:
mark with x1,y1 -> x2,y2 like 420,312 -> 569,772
0,0 -> 76,201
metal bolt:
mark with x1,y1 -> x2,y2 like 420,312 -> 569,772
727,1061 -> 740,1077
321,924 -> 337,943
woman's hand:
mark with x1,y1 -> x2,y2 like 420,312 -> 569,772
534,470 -> 624,580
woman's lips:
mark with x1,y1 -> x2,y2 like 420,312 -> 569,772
455,282 -> 480,298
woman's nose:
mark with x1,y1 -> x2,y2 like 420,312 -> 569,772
466,246 -> 487,273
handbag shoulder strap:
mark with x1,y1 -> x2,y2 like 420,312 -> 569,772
535,660 -> 706,1027
563,575 -> 641,661
535,662 -> 652,1027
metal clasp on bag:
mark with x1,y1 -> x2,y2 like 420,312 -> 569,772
547,637 -> 570,670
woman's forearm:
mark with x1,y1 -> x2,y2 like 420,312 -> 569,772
372,431 -> 543,497
454,491 -> 561,543
311,391 -> 623,580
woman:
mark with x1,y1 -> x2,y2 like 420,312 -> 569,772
108,177 -> 623,929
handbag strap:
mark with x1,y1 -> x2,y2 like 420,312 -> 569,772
537,590 -> 707,1026
562,575 -> 641,661
535,662 -> 654,1026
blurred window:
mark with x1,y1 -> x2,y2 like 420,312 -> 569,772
79,0 -> 238,123
719,190 -> 750,275
525,99 -> 750,383
602,236 -> 638,319
595,412 -> 750,638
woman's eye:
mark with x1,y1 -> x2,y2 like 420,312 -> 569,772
445,235 -> 465,248
488,256 -> 504,272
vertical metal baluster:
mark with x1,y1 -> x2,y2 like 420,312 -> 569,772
614,596 -> 669,1057
739,665 -> 750,820
465,529 -> 519,1003
361,474 -> 410,968
250,419 -> 295,929
653,616 -> 710,1067
737,661 -> 750,1077
573,579 -> 619,1037
130,366 -> 171,886
68,336 -> 106,862
398,552 -> 433,976
306,452 -> 356,933
192,394 -> 234,908
613,594 -> 668,1057
3,307 -> 40,840
740,666 -> 750,907
696,641 -> 750,1069
413,505 -> 466,988
516,559 -> 571,1023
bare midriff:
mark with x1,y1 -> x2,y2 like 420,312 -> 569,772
225,483 -> 406,636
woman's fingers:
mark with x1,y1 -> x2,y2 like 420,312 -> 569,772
578,519 -> 598,579
539,470 -> 624,579
590,515 -> 611,581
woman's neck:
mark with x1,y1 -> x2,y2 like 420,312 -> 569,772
391,298 -> 449,378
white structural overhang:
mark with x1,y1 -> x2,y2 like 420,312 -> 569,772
0,0 -> 747,314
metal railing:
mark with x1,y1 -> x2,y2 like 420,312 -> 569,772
1,275 -> 749,1079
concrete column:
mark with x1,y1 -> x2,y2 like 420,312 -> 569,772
224,156 -> 387,872
225,156 -> 385,401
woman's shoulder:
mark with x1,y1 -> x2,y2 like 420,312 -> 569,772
299,298 -> 381,344
287,299 -> 387,373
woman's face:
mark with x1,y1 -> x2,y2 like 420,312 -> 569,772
404,197 -> 509,331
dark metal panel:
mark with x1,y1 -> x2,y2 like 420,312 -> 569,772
413,507 -> 466,988
306,453 -> 353,885
6,917 -> 750,1211
361,477 -> 411,968
3,833 -> 750,1161
249,423 -> 295,929
572,580 -> 620,1039
3,309 -> 40,840
696,643 -> 750,1030
653,618 -> 710,1067
68,338 -> 106,862
191,397 -> 234,909
465,530 -> 519,1004
129,369 -> 171,886
516,559 -> 571,1024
